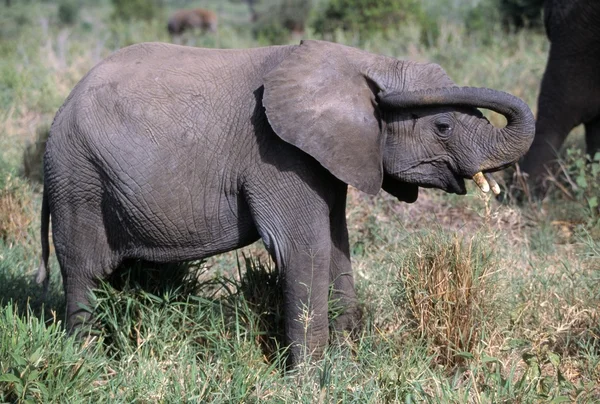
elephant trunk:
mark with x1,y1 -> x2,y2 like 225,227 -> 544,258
378,86 -> 535,172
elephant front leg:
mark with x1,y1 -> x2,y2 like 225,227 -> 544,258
280,245 -> 331,367
248,196 -> 333,366
520,116 -> 574,196
328,192 -> 359,337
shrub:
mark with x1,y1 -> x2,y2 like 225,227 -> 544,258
397,231 -> 498,368
497,0 -> 544,30
312,0 -> 424,39
465,0 -> 501,36
549,148 -> 600,231
0,303 -> 104,403
0,174 -> 33,244
253,0 -> 312,44
110,0 -> 163,22
22,123 -> 49,184
57,0 -> 79,25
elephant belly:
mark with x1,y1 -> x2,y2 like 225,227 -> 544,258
104,179 -> 259,263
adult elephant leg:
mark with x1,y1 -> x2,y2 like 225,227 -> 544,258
328,185 -> 359,336
585,117 -> 600,160
520,61 -> 579,195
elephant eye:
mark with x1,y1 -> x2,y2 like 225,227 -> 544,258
436,122 -> 452,136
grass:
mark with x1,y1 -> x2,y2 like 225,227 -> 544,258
1,0 -> 599,401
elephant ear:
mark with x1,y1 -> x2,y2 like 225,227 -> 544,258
262,40 -> 386,195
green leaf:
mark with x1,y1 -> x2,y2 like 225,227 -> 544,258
454,351 -> 474,360
547,351 -> 560,368
594,151 -> 600,161
13,380 -> 24,396
10,353 -> 27,367
537,375 -> 553,396
0,373 -> 22,383
505,338 -> 530,349
588,196 -> 598,210
26,369 -> 39,382
550,396 -> 572,403
522,351 -> 538,365
481,354 -> 499,364
28,348 -> 43,366
576,175 -> 588,189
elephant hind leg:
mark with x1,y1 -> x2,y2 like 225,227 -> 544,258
62,271 -> 100,333
53,222 -> 121,334
57,251 -> 120,334
585,117 -> 600,160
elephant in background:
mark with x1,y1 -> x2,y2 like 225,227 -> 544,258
519,0 -> 600,195
37,40 -> 534,367
167,8 -> 218,36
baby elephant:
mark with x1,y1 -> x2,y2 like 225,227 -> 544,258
167,8 -> 217,35
38,40 -> 534,368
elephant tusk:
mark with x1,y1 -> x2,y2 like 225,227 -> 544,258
472,172 -> 490,193
484,173 -> 501,195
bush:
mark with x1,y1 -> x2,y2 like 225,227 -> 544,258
253,0 -> 312,44
110,0 -> 163,22
497,0 -> 544,30
465,0 -> 501,37
397,231 -> 498,369
0,174 -> 33,244
312,0 -> 424,39
57,0 -> 79,25
551,148 -> 600,230
22,123 -> 49,184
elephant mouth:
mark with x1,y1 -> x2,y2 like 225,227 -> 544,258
449,173 -> 467,195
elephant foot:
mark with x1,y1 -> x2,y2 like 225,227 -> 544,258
498,166 -> 550,204
330,304 -> 363,341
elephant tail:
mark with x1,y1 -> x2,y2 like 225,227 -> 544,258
36,184 -> 50,295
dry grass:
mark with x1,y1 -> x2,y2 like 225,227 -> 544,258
399,232 -> 497,369
22,123 -> 50,184
0,175 -> 33,245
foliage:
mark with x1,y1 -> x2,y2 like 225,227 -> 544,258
57,0 -> 80,25
312,0 -> 425,39
110,0 -> 164,22
562,149 -> 600,218
22,123 -> 49,184
252,0 -> 312,45
0,174 -> 33,244
497,0 -> 544,30
539,148 -> 600,234
0,302 -> 104,403
465,0 -> 501,38
397,231 -> 497,368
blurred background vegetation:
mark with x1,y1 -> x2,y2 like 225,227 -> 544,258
0,0 -> 598,402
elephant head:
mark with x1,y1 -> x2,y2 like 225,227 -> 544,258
263,40 -> 534,201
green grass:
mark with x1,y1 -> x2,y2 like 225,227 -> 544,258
1,0 -> 599,401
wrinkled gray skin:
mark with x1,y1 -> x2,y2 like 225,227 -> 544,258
38,40 -> 534,367
520,0 -> 600,195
